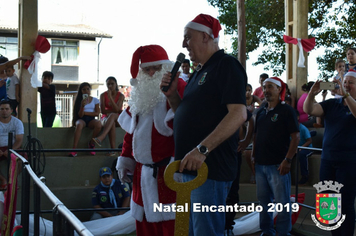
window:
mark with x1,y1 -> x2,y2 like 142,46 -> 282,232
51,40 -> 78,65
51,40 -> 79,81
0,37 -> 19,60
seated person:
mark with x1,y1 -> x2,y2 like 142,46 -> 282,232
91,167 -> 130,220
70,82 -> 102,157
92,76 -> 124,156
0,100 -> 24,190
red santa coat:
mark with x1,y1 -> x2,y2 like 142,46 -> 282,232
118,79 -> 185,223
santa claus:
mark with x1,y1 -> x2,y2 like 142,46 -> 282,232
116,45 -> 186,236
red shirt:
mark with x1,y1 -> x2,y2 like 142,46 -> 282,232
253,87 -> 264,100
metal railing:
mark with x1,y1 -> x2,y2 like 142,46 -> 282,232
10,149 -> 94,236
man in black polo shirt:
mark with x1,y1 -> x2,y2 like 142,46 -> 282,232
251,77 -> 299,236
161,14 -> 247,236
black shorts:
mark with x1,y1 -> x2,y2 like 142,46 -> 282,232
80,115 -> 95,127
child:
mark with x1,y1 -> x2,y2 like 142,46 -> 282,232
38,71 -> 56,127
334,59 -> 346,81
331,59 -> 346,98
70,82 -> 102,157
6,66 -> 20,116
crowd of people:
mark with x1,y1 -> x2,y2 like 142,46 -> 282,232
1,13 -> 356,236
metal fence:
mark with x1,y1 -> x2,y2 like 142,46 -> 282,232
55,94 -> 73,127
10,149 -> 94,236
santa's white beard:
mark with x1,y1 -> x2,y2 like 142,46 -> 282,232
129,64 -> 172,116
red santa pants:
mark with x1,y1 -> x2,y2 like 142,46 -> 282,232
135,215 -> 175,236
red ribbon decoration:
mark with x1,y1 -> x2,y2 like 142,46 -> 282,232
24,35 -> 51,69
283,35 -> 315,67
283,35 -> 315,52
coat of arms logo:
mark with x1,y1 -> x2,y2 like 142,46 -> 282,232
311,180 -> 346,230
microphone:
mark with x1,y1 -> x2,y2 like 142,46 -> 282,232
161,53 -> 185,92
26,108 -> 32,114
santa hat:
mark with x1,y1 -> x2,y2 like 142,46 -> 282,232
130,45 -> 170,85
185,14 -> 221,43
345,68 -> 356,78
263,77 -> 287,103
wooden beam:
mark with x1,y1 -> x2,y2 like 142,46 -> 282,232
18,0 -> 38,123
285,0 -> 309,101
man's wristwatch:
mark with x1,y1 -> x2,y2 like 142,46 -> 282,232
284,157 -> 292,164
197,144 -> 209,156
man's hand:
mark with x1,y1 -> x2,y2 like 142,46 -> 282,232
160,71 -> 180,97
179,148 -> 206,172
277,159 -> 291,175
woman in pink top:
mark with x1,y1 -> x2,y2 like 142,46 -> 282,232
93,77 -> 124,155
297,82 -> 316,127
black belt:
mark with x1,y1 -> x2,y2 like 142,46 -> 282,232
144,157 -> 171,178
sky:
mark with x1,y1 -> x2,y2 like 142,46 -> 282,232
1,0 -> 328,101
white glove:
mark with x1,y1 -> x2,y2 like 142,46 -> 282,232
116,156 -> 136,184
118,168 -> 132,184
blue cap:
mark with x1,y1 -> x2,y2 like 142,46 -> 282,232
99,167 -> 112,177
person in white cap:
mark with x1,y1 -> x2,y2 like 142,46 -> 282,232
116,45 -> 186,236
161,14 -> 247,236
251,77 -> 299,236
304,69 -> 356,236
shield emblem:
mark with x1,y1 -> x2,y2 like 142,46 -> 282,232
315,193 -> 342,224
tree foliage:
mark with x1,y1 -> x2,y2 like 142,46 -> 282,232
207,0 -> 356,79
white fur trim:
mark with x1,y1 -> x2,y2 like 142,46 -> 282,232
117,156 -> 136,175
123,103 -> 174,164
140,60 -> 171,68
264,78 -> 281,87
185,22 -> 214,39
131,199 -> 144,222
164,108 -> 175,126
132,113 -> 154,164
140,165 -> 176,222
153,102 -> 173,137
345,71 -> 356,78
118,109 -> 136,134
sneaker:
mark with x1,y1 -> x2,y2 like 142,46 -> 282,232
299,175 -> 309,185
88,142 -> 96,155
69,152 -> 77,157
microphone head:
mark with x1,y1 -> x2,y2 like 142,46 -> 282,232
176,53 -> 185,63
26,108 -> 32,114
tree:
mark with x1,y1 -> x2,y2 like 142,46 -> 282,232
207,0 -> 356,79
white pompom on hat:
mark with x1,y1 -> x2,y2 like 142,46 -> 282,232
263,77 -> 287,103
130,45 -> 171,85
185,13 -> 222,43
